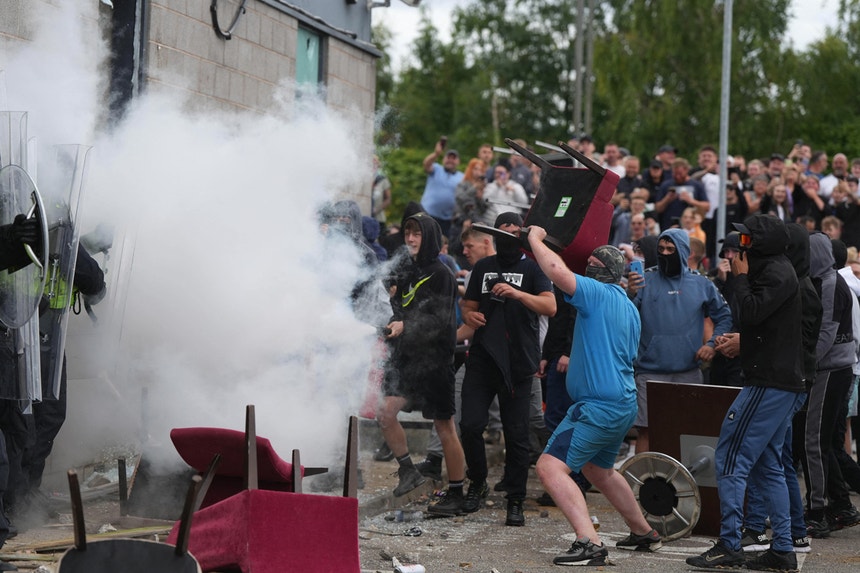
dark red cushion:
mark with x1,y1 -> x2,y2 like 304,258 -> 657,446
166,490 -> 359,573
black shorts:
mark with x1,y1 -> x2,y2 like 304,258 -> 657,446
383,360 -> 456,420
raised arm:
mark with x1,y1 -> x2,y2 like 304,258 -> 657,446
527,226 -> 577,296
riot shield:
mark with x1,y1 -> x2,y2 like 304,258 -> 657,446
507,138 -> 619,275
38,144 -> 90,400
0,164 -> 49,328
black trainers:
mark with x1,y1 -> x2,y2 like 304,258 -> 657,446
685,540 -> 745,569
415,456 -> 443,481
393,467 -> 426,497
745,548 -> 798,572
461,481 -> 489,513
826,504 -> 860,530
494,476 -> 512,492
427,489 -> 464,516
536,491 -> 556,506
505,499 -> 525,526
792,535 -> 811,553
552,537 -> 608,566
373,442 -> 395,462
615,528 -> 662,551
740,527 -> 771,552
805,515 -> 831,538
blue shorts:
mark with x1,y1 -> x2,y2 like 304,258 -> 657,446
545,400 -> 637,472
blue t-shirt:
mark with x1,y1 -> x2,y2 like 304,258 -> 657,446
565,275 -> 640,407
420,163 -> 464,221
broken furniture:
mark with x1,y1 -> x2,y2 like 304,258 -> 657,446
618,381 -> 740,539
169,405 -> 327,507
509,138 -> 619,275
57,469 -> 202,572
166,406 -> 360,573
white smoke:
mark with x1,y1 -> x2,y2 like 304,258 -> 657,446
2,4 -> 383,477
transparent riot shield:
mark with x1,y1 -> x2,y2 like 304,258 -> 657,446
0,165 -> 49,328
0,111 -> 49,403
38,144 -> 90,400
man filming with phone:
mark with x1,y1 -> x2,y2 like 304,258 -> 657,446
421,136 -> 464,237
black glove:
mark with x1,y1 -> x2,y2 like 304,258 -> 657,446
11,214 -> 40,245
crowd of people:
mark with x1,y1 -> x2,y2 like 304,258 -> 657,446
355,136 -> 860,569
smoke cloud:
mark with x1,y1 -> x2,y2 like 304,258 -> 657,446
2,4 -> 383,476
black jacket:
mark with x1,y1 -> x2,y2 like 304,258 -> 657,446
785,223 -> 823,384
734,215 -> 805,392
389,212 -> 456,370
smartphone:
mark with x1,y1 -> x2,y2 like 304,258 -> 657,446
439,136 -> 448,149
630,260 -> 644,276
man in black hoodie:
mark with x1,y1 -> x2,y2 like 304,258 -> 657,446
687,214 -> 806,572
376,213 -> 467,511
735,223 -> 822,555
458,213 -> 556,526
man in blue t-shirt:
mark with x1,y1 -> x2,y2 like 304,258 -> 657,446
421,137 -> 464,237
527,228 -> 661,567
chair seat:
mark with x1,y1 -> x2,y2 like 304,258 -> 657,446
166,489 -> 359,573
58,538 -> 201,573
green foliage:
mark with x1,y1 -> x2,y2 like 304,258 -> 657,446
372,0 -> 860,170
376,147 -> 430,224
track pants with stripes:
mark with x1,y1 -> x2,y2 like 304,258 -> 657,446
715,386 -> 807,552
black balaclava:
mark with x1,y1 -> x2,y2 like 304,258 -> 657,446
494,212 -> 525,266
657,236 -> 682,277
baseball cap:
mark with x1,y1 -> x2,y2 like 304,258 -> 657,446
770,152 -> 786,161
591,245 -> 626,283
718,232 -> 741,258
658,144 -> 678,154
445,149 -> 459,158
649,159 -> 663,169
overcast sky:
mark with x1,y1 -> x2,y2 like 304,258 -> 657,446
375,0 -> 842,73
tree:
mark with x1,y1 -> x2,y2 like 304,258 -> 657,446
592,0 -> 795,160
384,9 -> 472,150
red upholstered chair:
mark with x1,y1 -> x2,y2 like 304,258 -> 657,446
509,138 -> 619,275
166,407 -> 360,573
170,427 -> 297,508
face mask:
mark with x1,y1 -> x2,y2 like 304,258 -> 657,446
658,252 -> 682,277
496,243 -> 522,266
585,265 -> 617,284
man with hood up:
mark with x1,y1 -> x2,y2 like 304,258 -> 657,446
627,228 -> 732,452
376,212 -> 468,510
795,232 -> 860,537
687,214 -> 806,571
458,212 -> 556,526
734,222 -> 822,554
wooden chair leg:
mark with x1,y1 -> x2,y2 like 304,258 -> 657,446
193,453 -> 222,514
67,470 -> 87,551
244,404 -> 258,491
343,415 -> 358,498
291,449 -> 302,493
174,474 -> 202,557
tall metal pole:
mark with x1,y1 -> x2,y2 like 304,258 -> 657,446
572,0 -> 585,135
716,0 -> 734,248
584,0 -> 595,135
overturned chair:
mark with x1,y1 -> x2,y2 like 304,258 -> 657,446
166,405 -> 360,573
474,138 -> 618,274
58,469 -> 202,573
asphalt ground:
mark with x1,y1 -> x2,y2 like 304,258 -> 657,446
354,447 -> 860,573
